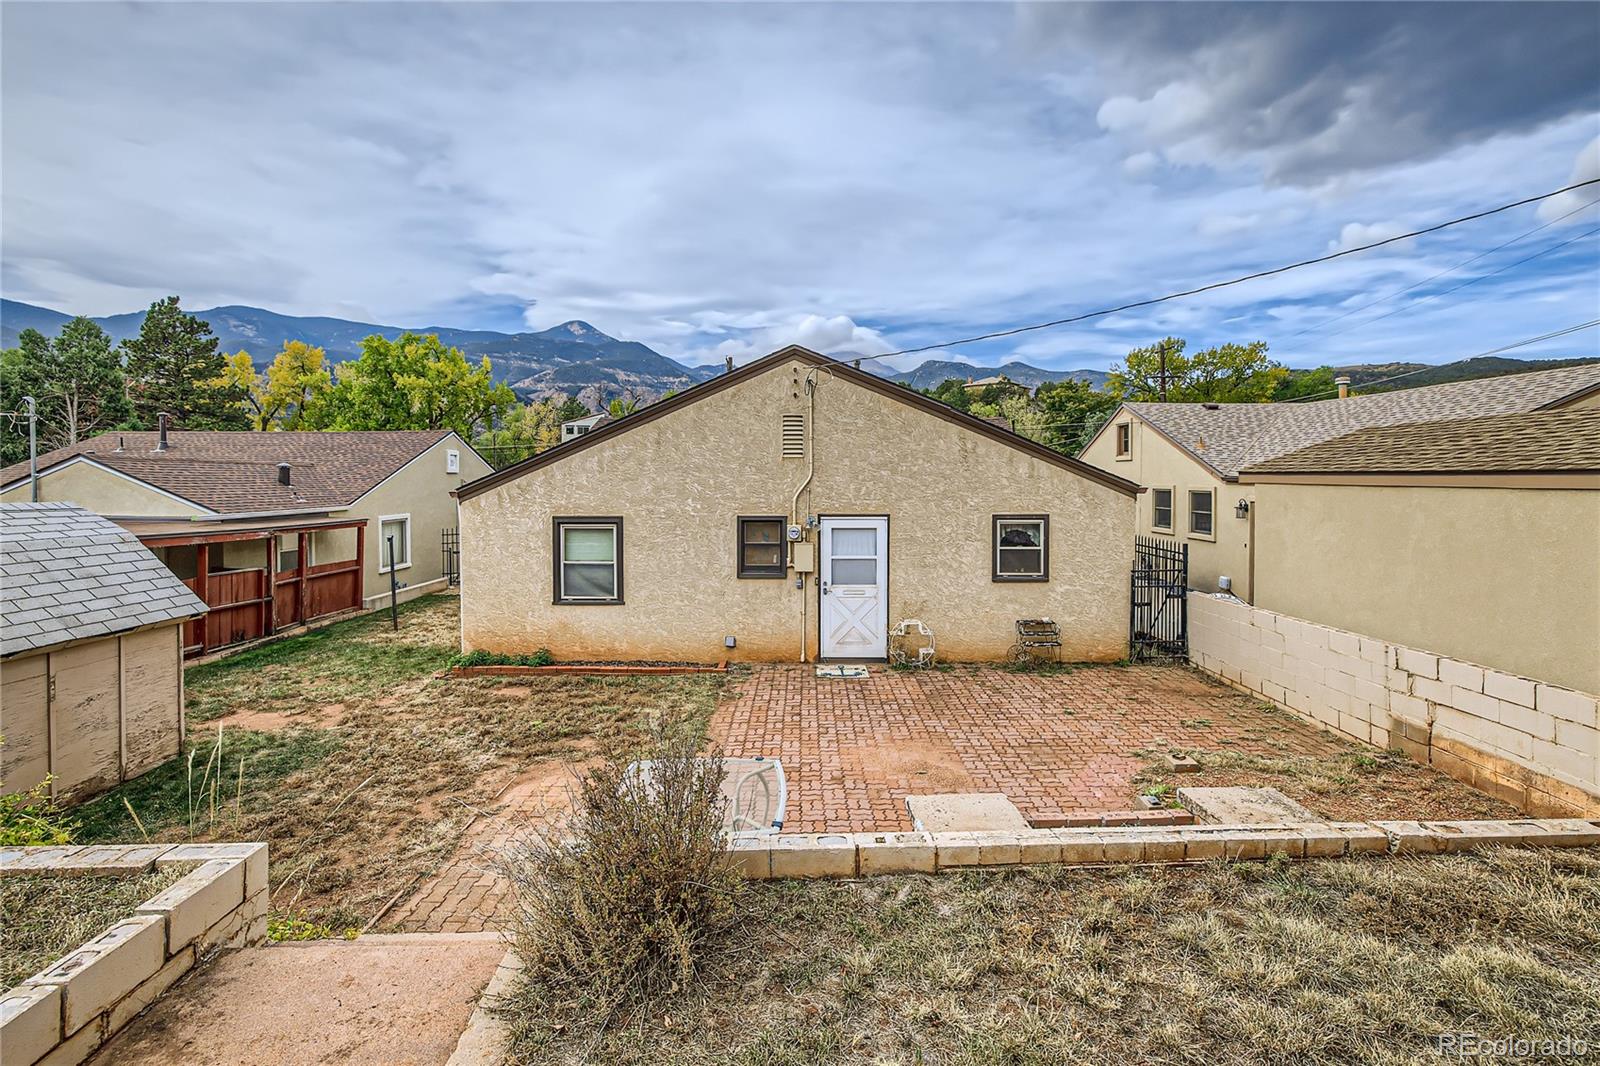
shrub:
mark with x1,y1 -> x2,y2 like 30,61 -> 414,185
498,729 -> 745,1034
0,776 -> 76,847
448,647 -> 554,669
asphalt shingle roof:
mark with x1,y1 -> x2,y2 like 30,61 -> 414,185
2,502 -> 207,658
1243,408 -> 1600,476
0,430 -> 454,514
1121,363 -> 1600,480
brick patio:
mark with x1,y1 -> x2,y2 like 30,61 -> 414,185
709,663 -> 1350,833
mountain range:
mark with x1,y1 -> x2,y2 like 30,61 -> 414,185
0,299 -> 1106,407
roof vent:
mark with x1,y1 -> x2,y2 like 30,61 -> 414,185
1334,374 -> 1352,399
278,463 -> 291,486
1201,403 -> 1221,410
781,414 -> 805,458
155,413 -> 169,452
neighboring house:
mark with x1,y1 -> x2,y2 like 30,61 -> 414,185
1237,408 -> 1600,695
0,428 -> 491,655
1,502 -> 207,802
457,346 -> 1140,663
560,413 -> 611,441
1078,364 -> 1600,602
962,375 -> 1026,395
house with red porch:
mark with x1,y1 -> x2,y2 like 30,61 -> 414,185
0,427 -> 489,656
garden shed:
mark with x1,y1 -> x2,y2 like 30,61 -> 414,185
1,502 -> 207,802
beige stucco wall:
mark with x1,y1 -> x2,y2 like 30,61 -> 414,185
460,358 -> 1134,662
1252,481 -> 1600,694
0,461 -> 205,517
1080,411 -> 1253,600
348,434 -> 490,608
0,623 -> 185,802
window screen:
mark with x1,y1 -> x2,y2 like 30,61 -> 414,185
1189,491 -> 1214,536
1152,489 -> 1174,531
738,517 -> 785,578
993,515 -> 1048,581
554,518 -> 623,603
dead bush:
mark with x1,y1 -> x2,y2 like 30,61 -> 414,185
498,729 -> 746,1036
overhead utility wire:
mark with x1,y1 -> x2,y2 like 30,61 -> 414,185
846,178 -> 1600,365
1283,195 -> 1600,340
1284,319 -> 1600,402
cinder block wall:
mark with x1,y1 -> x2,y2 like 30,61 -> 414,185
1187,593 -> 1600,817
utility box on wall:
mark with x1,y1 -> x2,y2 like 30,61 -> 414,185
790,542 -> 815,572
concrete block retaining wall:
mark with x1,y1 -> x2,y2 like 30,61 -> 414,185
0,842 -> 268,1066
732,818 -> 1600,879
1186,593 -> 1600,817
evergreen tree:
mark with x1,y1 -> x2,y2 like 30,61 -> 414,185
121,296 -> 248,429
50,317 -> 131,446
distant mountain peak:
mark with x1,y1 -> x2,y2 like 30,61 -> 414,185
546,320 -> 613,342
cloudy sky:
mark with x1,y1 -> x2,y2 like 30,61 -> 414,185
3,1 -> 1597,372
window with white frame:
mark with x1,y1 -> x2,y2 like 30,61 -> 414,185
1151,488 -> 1174,533
554,517 -> 623,603
276,532 -> 310,572
992,515 -> 1049,581
1188,490 -> 1214,538
446,448 -> 460,474
378,514 -> 411,572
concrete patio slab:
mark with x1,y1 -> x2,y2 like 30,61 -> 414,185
906,793 -> 1030,832
93,933 -> 505,1066
1177,786 -> 1321,824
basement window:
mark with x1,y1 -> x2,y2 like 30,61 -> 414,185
781,414 -> 805,458
738,516 -> 786,578
554,517 -> 624,604
1151,488 -> 1174,533
993,515 -> 1049,582
1188,490 -> 1215,540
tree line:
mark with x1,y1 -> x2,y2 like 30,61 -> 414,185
912,337 -> 1334,454
0,296 -> 605,465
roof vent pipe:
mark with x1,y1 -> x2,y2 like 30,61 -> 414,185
114,436 -> 124,452
278,462 -> 291,486
156,413 -> 169,452
1335,375 -> 1352,399
724,356 -> 734,375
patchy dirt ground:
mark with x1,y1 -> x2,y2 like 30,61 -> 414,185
75,596 -> 727,933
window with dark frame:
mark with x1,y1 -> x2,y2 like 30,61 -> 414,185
1151,488 -> 1174,532
737,516 -> 786,578
992,515 -> 1049,581
1188,490 -> 1214,537
553,517 -> 623,603
1115,423 -> 1131,457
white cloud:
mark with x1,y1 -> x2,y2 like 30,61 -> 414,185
1328,220 -> 1414,254
1537,136 -> 1600,224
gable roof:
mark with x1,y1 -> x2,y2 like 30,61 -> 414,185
457,346 -> 1141,502
1241,408 -> 1600,478
0,430 -> 460,514
1096,363 -> 1600,481
2,502 -> 207,658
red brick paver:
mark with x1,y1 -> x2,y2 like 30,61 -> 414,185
708,663 -> 1346,833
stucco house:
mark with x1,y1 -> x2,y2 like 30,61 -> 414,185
457,347 -> 1141,663
0,428 -> 490,655
1078,364 -> 1600,602
2,502 -> 207,802
1238,408 -> 1600,695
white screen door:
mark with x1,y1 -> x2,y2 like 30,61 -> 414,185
819,517 -> 888,659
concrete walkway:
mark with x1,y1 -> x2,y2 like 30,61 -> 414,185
93,934 -> 507,1066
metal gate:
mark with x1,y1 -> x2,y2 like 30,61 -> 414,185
442,527 -> 460,587
1130,534 -> 1187,661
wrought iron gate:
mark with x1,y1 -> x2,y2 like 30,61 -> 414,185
1130,535 -> 1188,661
442,527 -> 460,587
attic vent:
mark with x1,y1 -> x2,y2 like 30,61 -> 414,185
781,414 -> 806,458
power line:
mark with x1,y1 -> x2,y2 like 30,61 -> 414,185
1284,319 -> 1600,402
850,177 -> 1600,365
1283,195 -> 1600,341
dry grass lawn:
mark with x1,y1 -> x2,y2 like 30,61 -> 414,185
1,863 -> 194,991
74,595 -> 727,932
502,847 -> 1600,1066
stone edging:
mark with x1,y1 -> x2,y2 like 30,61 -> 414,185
0,842 -> 269,1066
730,819 -> 1600,879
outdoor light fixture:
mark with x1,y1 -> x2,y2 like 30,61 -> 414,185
1235,499 -> 1250,519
